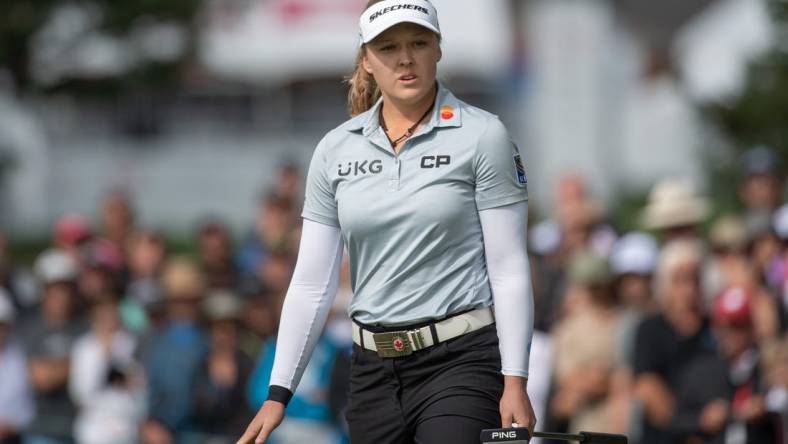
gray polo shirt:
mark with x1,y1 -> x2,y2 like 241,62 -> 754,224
302,83 -> 528,325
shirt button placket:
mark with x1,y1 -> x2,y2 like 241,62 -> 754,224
388,157 -> 401,192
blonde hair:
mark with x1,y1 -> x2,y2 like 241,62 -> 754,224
347,0 -> 386,117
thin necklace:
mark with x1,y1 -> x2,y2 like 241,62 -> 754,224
380,96 -> 436,148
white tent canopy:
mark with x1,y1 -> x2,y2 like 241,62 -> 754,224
199,0 -> 513,84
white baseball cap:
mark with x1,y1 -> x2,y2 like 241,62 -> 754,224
0,287 -> 15,323
359,0 -> 440,46
34,249 -> 79,285
610,232 -> 659,276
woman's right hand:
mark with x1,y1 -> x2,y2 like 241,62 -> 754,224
236,400 -> 286,444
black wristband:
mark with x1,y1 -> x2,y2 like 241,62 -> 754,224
267,385 -> 293,406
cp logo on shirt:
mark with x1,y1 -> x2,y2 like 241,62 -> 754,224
420,155 -> 451,168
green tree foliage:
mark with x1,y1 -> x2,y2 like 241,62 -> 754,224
699,0 -> 787,216
702,0 -> 788,168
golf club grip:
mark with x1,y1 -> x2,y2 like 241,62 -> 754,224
578,431 -> 628,444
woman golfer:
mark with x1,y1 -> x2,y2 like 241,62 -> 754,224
238,1 -> 536,442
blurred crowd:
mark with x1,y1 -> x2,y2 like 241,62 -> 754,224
0,147 -> 786,444
529,147 -> 788,444
0,164 -> 354,444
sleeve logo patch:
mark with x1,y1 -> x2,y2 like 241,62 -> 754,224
513,154 -> 527,186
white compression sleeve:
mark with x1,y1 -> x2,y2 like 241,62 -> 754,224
268,218 -> 344,392
479,201 -> 535,378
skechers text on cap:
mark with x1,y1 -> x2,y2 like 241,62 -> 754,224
359,0 -> 440,46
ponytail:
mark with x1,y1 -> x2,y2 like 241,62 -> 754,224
346,47 -> 381,117
347,0 -> 385,117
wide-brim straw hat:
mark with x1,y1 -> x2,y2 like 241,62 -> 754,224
641,178 -> 709,230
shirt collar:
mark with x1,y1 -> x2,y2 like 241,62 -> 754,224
346,81 -> 463,136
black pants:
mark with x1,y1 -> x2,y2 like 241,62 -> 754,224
346,323 -> 504,444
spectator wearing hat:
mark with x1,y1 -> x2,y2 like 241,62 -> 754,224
190,290 -> 254,444
739,147 -> 784,233
611,232 -> 659,316
549,250 -> 626,435
22,250 -> 84,444
641,177 -> 709,244
140,258 -> 208,444
670,287 -> 780,443
632,239 -> 717,444
53,215 -> 93,269
712,288 -> 780,442
0,288 -> 34,444
195,219 -> 240,291
710,215 -> 750,255
70,298 -> 144,444
704,215 -> 750,300
703,215 -> 781,344
608,233 -> 660,423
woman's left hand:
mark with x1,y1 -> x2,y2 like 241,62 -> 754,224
500,375 -> 537,433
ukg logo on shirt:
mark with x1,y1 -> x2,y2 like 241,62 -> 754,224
338,159 -> 383,177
